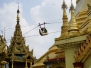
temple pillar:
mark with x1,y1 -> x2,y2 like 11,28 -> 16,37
25,59 -> 28,68
12,60 -> 13,68
30,62 -> 32,68
1,64 -> 4,68
0,60 -> 7,68
65,48 -> 75,68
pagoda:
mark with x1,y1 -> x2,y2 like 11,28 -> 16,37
6,6 -> 35,68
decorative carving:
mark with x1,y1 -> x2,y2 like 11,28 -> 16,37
74,34 -> 91,62
87,4 -> 91,11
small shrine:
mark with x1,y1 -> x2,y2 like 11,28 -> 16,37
6,6 -> 35,68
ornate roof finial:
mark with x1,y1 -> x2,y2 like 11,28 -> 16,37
17,3 -> 20,22
62,0 -> 68,22
70,0 -> 74,10
3,27 -> 6,41
62,0 -> 67,9
68,0 -> 80,37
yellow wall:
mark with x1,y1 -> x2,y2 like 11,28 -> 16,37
84,54 -> 91,68
82,46 -> 91,68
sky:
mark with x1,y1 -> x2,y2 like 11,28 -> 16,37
0,0 -> 76,59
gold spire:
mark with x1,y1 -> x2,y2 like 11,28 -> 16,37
60,0 -> 68,39
15,5 -> 22,37
68,0 -> 80,37
17,5 -> 20,22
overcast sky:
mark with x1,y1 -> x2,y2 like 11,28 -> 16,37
0,0 -> 76,59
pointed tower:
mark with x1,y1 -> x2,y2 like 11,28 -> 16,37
7,6 -> 35,68
60,0 -> 68,39
55,0 -> 68,41
68,0 -> 80,37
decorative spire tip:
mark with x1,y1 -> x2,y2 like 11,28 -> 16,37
62,0 -> 67,9
70,0 -> 74,11
17,3 -> 20,22
17,3 -> 20,14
